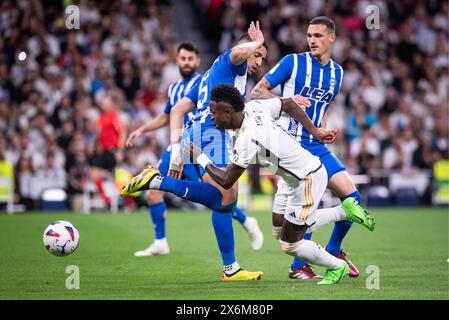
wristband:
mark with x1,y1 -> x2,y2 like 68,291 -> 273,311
197,153 -> 212,169
171,143 -> 181,156
169,143 -> 182,171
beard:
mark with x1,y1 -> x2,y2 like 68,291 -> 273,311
179,67 -> 196,78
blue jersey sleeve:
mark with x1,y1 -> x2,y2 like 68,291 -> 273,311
186,80 -> 200,104
264,54 -> 294,88
163,98 -> 172,115
163,84 -> 174,115
224,49 -> 247,76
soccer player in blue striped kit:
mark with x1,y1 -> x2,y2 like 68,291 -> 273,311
123,21 -> 268,281
125,42 -> 263,257
252,16 -> 371,279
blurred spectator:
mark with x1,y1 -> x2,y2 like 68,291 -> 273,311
65,135 -> 89,212
89,95 -> 126,207
14,156 -> 35,210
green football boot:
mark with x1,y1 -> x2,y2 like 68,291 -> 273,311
317,262 -> 349,285
341,197 -> 375,231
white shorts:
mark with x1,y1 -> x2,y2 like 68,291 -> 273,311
272,165 -> 327,226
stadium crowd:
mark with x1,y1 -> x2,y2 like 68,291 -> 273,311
0,0 -> 447,210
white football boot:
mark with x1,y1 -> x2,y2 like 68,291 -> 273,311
243,217 -> 264,251
134,238 -> 170,257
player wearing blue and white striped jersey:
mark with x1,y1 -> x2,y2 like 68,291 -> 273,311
252,16 -> 371,279
125,42 -> 202,257
149,21 -> 267,281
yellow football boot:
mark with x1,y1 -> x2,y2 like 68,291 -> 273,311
120,165 -> 161,196
221,269 -> 264,282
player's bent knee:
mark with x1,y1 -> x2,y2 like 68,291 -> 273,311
279,240 -> 300,256
328,171 -> 357,197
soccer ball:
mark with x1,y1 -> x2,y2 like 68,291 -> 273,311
43,220 -> 80,256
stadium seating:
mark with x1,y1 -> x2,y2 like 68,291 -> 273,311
366,185 -> 391,207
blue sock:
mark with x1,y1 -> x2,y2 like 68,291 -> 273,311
232,206 -> 247,224
212,210 -> 236,266
159,177 -> 234,212
159,177 -> 238,266
148,202 -> 166,240
291,233 -> 312,269
326,191 -> 360,255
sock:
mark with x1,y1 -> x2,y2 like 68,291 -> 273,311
282,239 -> 343,269
157,176 -> 233,212
212,211 -> 236,268
291,232 -> 313,269
94,178 -> 110,206
326,191 -> 360,254
148,202 -> 166,240
223,261 -> 241,275
232,206 -> 247,224
308,206 -> 347,232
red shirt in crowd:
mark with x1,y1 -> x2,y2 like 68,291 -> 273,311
98,111 -> 124,151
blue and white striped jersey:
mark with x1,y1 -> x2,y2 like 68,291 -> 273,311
164,72 -> 202,125
264,52 -> 344,143
185,49 -> 248,129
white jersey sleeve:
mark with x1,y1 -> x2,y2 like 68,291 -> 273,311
230,129 -> 258,169
244,98 -> 282,119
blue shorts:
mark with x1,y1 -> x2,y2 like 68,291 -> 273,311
182,122 -> 230,176
300,140 -> 346,179
158,149 -> 201,181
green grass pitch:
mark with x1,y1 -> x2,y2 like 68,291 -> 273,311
0,208 -> 447,300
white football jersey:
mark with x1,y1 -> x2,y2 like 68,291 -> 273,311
230,98 -> 322,184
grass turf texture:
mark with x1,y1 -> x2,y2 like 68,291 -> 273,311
0,208 -> 447,300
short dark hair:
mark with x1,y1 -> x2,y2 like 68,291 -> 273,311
211,84 -> 245,112
177,42 -> 199,55
309,16 -> 336,34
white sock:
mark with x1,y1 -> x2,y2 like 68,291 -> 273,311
283,239 -> 344,269
149,175 -> 163,189
243,217 -> 254,230
154,238 -> 167,246
223,261 -> 241,275
308,206 -> 347,232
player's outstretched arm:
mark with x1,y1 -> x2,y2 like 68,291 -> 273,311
281,97 -> 337,144
125,113 -> 169,147
230,21 -> 264,66
168,97 -> 196,178
169,97 -> 195,144
184,142 -> 245,189
251,78 -> 278,99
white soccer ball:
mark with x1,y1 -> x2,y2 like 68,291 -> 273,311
43,220 -> 80,256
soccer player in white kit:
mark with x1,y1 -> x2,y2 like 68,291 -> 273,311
184,84 -> 375,284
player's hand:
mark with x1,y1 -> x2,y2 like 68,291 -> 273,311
125,128 -> 143,147
315,129 -> 338,144
168,169 -> 181,179
168,143 -> 183,178
291,95 -> 311,109
248,21 -> 264,45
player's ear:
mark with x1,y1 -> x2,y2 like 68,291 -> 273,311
329,34 -> 336,43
